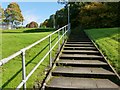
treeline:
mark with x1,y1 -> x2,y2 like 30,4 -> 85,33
41,2 -> 119,29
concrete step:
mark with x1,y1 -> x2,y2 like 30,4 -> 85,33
67,40 -> 91,42
52,67 -> 115,78
64,47 -> 96,50
60,54 -> 103,59
56,60 -> 107,67
62,50 -> 100,54
66,42 -> 92,44
45,77 -> 119,90
64,44 -> 94,47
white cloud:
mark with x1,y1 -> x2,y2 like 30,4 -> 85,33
23,10 -> 41,26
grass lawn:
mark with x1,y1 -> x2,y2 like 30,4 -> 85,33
1,28 -> 63,88
85,28 -> 120,74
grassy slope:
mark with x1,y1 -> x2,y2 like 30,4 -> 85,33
85,28 -> 120,73
1,28 -> 62,88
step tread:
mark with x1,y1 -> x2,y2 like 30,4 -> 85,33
57,60 -> 107,65
46,77 -> 119,89
52,67 -> 115,75
64,47 -> 96,49
62,50 -> 99,53
65,44 -> 94,46
64,47 -> 96,50
66,42 -> 92,44
60,54 -> 103,58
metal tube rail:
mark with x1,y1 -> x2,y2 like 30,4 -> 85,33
16,26 -> 69,89
0,24 -> 69,66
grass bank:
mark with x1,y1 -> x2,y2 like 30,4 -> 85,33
85,28 -> 120,74
1,28 -> 63,88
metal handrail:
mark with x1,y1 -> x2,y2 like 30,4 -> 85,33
0,24 -> 70,89
0,24 -> 68,66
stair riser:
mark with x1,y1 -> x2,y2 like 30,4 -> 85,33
45,87 -> 119,90
45,87 -> 106,90
64,45 -> 94,47
56,63 -> 108,67
66,43 -> 92,45
52,73 -> 115,79
62,52 -> 100,55
64,48 -> 97,50
60,57 -> 103,60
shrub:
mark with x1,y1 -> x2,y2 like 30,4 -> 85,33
26,21 -> 38,28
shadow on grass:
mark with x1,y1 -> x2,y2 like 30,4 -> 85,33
23,28 -> 55,33
2,28 -> 55,33
2,36 -> 58,89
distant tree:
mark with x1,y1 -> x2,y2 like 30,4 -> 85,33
40,19 -> 48,28
4,2 -> 24,25
0,5 -> 5,23
55,8 -> 67,28
26,21 -> 38,28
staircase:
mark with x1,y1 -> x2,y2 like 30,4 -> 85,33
43,28 -> 120,90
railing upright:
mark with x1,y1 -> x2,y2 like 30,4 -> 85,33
62,28 -> 64,44
49,36 -> 52,67
1,24 -> 71,90
58,30 -> 60,51
64,27 -> 67,40
21,49 -> 26,90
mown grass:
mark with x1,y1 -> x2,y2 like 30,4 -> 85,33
85,28 -> 120,74
1,28 -> 64,88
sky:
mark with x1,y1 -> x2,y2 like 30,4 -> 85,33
1,2 -> 65,26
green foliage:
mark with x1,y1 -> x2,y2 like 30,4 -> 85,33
41,7 -> 68,28
55,8 -> 67,28
0,5 -> 5,23
40,19 -> 48,28
80,2 -> 118,28
4,2 -> 24,25
26,21 -> 38,28
42,2 -> 119,29
85,28 -> 120,73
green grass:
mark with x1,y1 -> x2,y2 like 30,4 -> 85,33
1,28 -> 64,88
85,28 -> 120,74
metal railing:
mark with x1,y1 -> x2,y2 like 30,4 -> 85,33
0,24 -> 70,89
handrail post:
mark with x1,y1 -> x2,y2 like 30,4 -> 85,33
65,26 -> 66,40
21,49 -> 26,90
62,28 -> 64,44
58,30 -> 60,51
49,36 -> 52,67
69,23 -> 71,35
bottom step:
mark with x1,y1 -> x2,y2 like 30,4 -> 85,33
45,77 -> 119,90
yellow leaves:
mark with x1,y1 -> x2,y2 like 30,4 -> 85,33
5,2 -> 24,22
83,2 -> 107,12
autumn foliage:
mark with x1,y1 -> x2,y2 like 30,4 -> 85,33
42,2 -> 119,29
4,2 -> 24,24
26,21 -> 38,28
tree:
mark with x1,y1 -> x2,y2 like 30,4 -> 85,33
41,2 -> 119,29
79,2 -> 118,28
4,2 -> 24,25
26,21 -> 38,28
39,19 -> 49,28
0,5 -> 5,23
55,8 -> 67,28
